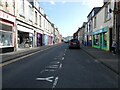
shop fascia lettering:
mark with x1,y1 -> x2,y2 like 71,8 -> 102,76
0,10 -> 15,23
92,27 -> 107,35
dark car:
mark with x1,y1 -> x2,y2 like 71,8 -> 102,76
69,39 -> 80,49
64,40 -> 69,43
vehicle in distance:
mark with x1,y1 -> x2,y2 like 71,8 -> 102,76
69,39 -> 80,49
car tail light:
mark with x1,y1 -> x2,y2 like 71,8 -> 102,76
69,42 -> 73,45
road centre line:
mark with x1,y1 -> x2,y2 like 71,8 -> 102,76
59,64 -> 62,69
0,47 -> 52,67
52,76 -> 59,89
62,57 -> 64,60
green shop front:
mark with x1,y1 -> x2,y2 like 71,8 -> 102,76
92,27 -> 110,51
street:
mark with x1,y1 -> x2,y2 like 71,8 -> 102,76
2,43 -> 119,88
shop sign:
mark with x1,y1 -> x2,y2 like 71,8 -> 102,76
0,10 -> 15,23
92,27 -> 107,35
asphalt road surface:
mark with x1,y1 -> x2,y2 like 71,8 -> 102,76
2,43 -> 119,89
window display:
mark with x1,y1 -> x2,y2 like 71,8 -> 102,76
94,34 -> 99,46
0,31 -> 13,47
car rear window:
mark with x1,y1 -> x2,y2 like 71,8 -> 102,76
70,39 -> 79,42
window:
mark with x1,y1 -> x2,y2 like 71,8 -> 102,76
103,32 -> 107,47
39,15 -> 41,27
94,17 -> 96,28
105,3 -> 111,21
18,0 -> 24,16
35,11 -> 37,24
0,31 -> 13,47
118,1 -> 120,10
94,34 -> 99,46
44,20 -> 45,29
28,5 -> 32,21
0,0 -> 3,6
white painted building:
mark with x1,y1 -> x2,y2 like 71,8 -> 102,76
92,1 -> 115,51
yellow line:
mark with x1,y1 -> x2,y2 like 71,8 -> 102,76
0,47 -> 51,67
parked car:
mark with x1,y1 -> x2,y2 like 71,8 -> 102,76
64,40 -> 69,43
69,39 -> 80,49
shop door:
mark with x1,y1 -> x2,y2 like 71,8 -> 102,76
119,27 -> 120,54
100,34 -> 102,49
109,28 -> 112,51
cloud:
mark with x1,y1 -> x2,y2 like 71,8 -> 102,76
81,0 -> 103,9
62,1 -> 66,4
49,1 -> 56,5
39,0 -> 103,8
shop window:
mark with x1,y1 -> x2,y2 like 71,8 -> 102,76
1,23 -> 12,31
103,32 -> 107,47
0,31 -> 13,47
94,34 -> 99,46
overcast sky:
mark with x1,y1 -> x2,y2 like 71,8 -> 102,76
39,0 -> 103,37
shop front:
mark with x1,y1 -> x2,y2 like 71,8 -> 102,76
87,32 -> 92,46
37,33 -> 42,46
17,25 -> 34,49
0,10 -> 16,53
43,34 -> 47,45
92,27 -> 109,51
47,35 -> 53,45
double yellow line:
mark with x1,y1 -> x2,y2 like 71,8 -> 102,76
0,47 -> 52,67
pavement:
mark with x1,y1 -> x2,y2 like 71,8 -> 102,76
81,44 -> 120,75
0,44 -> 59,63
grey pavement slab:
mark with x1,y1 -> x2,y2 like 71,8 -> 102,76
81,45 -> 119,75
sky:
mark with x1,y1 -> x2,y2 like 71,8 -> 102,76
39,0 -> 103,37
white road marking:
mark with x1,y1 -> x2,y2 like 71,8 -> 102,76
94,60 -> 100,63
40,69 -> 57,73
40,70 -> 46,73
62,57 -> 64,60
65,49 -> 67,52
59,64 -> 62,69
46,66 -> 58,69
51,65 -> 59,67
51,61 -> 60,64
36,76 -> 54,83
52,76 -> 59,89
54,58 -> 57,60
64,53 -> 65,56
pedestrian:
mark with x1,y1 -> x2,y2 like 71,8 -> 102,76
111,40 -> 116,55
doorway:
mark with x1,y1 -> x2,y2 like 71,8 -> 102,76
100,33 -> 102,49
109,28 -> 112,51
